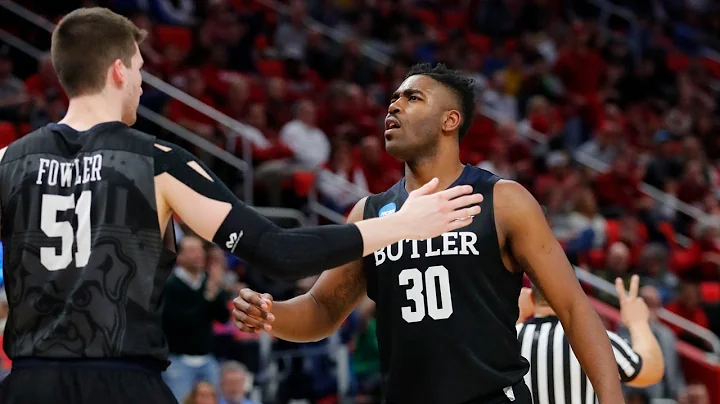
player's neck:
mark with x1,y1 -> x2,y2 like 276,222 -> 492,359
60,94 -> 124,131
404,149 -> 465,193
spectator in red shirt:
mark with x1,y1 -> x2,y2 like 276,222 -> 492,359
594,151 -> 643,215
166,69 -> 217,139
665,282 -> 711,349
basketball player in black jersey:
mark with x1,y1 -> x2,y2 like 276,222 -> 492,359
233,63 -> 627,403
0,8 -> 484,404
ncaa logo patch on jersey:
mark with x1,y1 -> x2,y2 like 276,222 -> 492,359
379,202 -> 397,217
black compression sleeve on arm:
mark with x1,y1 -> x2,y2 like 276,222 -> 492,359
154,140 -> 364,281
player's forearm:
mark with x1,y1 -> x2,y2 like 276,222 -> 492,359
626,322 -> 664,387
354,214 -> 413,257
563,301 -> 625,403
268,295 -> 339,342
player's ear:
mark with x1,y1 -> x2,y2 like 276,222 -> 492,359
110,59 -> 126,88
442,110 -> 462,133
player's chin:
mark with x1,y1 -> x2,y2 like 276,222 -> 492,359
385,139 -> 414,161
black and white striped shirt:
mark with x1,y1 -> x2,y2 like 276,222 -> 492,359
516,316 -> 643,404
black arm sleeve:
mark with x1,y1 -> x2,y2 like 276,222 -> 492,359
154,140 -> 364,281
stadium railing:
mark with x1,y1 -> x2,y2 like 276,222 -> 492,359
582,270 -> 720,403
576,268 -> 720,359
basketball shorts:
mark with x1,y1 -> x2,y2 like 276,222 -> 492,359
0,358 -> 178,404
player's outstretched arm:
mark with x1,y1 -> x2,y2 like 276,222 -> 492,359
154,141 -> 483,281
232,198 -> 370,342
614,276 -> 664,387
495,180 -> 625,404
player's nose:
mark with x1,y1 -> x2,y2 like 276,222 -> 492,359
388,103 -> 400,115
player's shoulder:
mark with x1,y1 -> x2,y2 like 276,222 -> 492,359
0,125 -> 54,166
362,178 -> 405,220
465,165 -> 502,185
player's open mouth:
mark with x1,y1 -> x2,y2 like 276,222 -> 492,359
384,116 -> 401,136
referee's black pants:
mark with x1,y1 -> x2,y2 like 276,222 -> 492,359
0,358 -> 178,404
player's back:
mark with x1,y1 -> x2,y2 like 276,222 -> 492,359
362,165 -> 530,404
0,122 -> 176,368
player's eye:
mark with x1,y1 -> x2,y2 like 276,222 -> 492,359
409,95 -> 420,101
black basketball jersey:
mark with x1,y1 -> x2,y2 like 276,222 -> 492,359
0,122 -> 176,368
363,165 -> 529,404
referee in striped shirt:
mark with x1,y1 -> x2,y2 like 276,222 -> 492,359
516,275 -> 664,404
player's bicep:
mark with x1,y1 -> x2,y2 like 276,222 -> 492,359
309,198 -> 368,325
607,332 -> 643,382
154,142 -> 235,241
496,181 -> 585,314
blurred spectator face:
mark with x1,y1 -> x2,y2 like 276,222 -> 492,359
639,286 -> 662,316
228,77 -> 249,104
606,242 -> 630,274
246,103 -> 267,129
190,381 -> 217,404
289,0 -> 306,25
267,77 -> 286,100
573,188 -> 598,216
361,136 -> 381,166
682,160 -> 704,184
186,70 -> 206,97
296,100 -> 316,126
596,122 -> 617,146
220,369 -> 247,403
681,384 -> 710,404
611,153 -> 632,178
682,137 -> 702,160
332,136 -> 352,168
490,70 -> 506,91
177,237 -> 206,272
678,283 -> 700,309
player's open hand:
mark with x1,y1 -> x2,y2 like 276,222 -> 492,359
397,178 -> 483,240
232,288 -> 275,333
615,275 -> 650,328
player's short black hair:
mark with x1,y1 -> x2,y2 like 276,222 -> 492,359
406,63 -> 476,140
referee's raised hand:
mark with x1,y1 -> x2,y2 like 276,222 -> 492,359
615,275 -> 650,328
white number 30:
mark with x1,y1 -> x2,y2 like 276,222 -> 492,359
398,265 -> 453,323
40,191 -> 92,271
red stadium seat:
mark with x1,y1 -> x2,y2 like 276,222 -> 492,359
700,282 -> 720,304
666,52 -> 690,72
466,33 -> 491,54
292,170 -> 316,198
154,25 -> 193,53
256,59 -> 285,78
443,11 -> 467,29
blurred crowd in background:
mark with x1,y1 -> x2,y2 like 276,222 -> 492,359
1,0 -> 720,403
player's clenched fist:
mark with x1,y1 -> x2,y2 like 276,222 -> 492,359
232,288 -> 275,333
